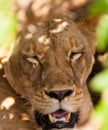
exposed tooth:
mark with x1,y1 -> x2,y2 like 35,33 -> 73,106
48,114 -> 55,123
65,113 -> 71,122
55,117 -> 66,122
48,112 -> 71,123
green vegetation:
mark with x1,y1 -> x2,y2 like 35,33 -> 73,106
90,0 -> 108,129
0,0 -> 18,49
0,0 -> 108,129
96,16 -> 108,52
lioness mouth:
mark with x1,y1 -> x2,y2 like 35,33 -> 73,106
35,109 -> 78,130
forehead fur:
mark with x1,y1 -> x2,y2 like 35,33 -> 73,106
19,12 -> 88,57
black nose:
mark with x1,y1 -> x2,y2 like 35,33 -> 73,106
45,89 -> 73,102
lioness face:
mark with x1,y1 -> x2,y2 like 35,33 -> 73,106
4,13 -> 94,130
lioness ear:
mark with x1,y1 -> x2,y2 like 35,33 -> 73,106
76,15 -> 100,32
75,15 -> 100,54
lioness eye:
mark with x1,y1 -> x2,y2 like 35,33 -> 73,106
32,56 -> 38,60
26,56 -> 39,66
70,52 -> 82,61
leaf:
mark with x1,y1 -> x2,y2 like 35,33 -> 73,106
90,69 -> 108,92
92,99 -> 108,130
96,15 -> 108,52
0,0 -> 18,47
89,0 -> 108,14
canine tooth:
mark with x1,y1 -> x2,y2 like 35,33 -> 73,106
65,113 -> 71,122
48,114 -> 55,123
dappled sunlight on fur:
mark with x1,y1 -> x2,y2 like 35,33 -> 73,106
49,21 -> 68,34
0,97 -> 15,110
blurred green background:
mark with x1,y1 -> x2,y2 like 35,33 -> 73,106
89,1 -> 108,130
0,0 -> 108,129
0,0 -> 17,49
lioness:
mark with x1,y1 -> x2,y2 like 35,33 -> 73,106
0,12 -> 96,130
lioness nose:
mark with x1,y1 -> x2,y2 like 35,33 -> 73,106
45,89 -> 73,102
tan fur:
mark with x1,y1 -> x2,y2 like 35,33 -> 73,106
0,12 -> 96,130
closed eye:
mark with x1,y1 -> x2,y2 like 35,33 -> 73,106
26,55 -> 39,65
70,52 -> 82,61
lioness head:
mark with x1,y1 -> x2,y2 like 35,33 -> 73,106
4,12 -> 96,130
